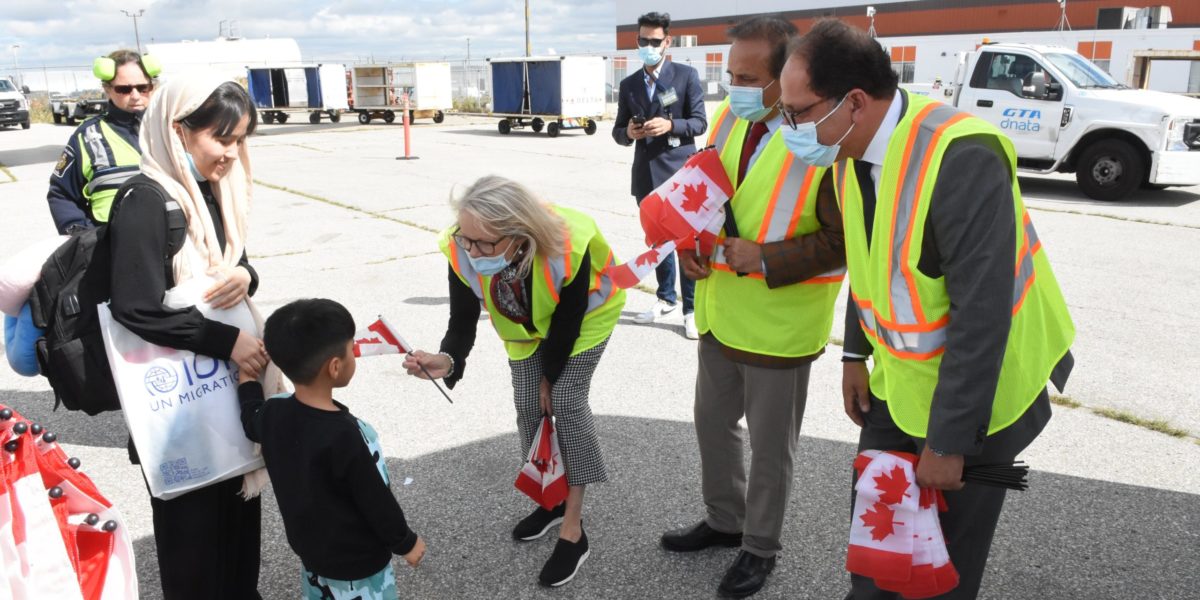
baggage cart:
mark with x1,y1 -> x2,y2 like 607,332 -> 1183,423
349,62 -> 452,124
487,56 -> 605,137
246,64 -> 349,124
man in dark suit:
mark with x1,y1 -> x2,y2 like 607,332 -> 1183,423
613,11 -> 707,339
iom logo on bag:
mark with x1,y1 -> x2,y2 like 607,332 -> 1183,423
144,365 -> 180,395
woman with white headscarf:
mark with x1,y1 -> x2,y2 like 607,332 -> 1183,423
107,74 -> 269,599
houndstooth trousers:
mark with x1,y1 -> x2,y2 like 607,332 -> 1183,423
509,337 -> 610,487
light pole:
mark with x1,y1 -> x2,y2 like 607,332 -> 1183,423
122,9 -> 145,53
9,44 -> 20,89
524,0 -> 531,57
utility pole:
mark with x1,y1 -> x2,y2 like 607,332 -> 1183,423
9,44 -> 19,89
122,9 -> 145,53
524,0 -> 531,57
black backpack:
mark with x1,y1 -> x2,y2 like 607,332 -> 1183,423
29,174 -> 186,414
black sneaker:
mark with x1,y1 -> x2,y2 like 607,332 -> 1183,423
512,503 -> 565,541
538,529 -> 590,587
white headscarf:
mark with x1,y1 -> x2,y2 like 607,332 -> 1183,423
138,72 -> 253,283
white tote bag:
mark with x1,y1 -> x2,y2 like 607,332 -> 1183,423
98,276 -> 264,500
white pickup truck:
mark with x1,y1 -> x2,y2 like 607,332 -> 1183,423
907,42 -> 1200,201
0,77 -> 31,130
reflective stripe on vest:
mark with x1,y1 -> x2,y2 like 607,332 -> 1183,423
707,102 -> 737,150
84,168 -> 138,195
77,119 -> 141,223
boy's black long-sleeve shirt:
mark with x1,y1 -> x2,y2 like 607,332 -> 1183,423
239,382 -> 418,580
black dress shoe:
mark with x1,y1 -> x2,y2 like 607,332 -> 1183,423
718,550 -> 776,598
660,521 -> 742,552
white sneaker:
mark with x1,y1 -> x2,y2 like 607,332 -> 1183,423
684,313 -> 699,340
634,299 -> 679,324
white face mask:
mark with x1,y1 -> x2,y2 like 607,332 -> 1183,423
781,95 -> 855,168
723,80 -> 776,122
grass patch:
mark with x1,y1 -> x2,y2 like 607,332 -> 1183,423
1090,406 -> 1190,438
1050,394 -> 1082,409
0,163 -> 15,184
1027,205 -> 1200,231
249,249 -> 312,259
253,179 -> 438,233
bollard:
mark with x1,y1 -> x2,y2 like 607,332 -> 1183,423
396,91 -> 419,161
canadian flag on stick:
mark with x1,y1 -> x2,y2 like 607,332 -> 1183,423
353,317 -> 413,357
608,241 -> 677,289
847,450 -> 959,599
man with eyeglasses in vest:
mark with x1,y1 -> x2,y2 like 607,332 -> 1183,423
778,20 -> 1074,599
47,49 -> 159,234
661,16 -> 847,599
613,11 -> 707,339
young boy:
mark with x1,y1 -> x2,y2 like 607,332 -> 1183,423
238,298 -> 425,599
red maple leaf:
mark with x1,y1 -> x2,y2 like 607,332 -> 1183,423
873,465 -> 911,505
860,501 -> 898,541
679,182 -> 709,213
635,251 -> 658,268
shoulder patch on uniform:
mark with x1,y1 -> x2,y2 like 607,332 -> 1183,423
52,147 -> 75,179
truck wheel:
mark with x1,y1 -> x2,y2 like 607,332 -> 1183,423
433,111 -> 445,124
1075,139 -> 1143,202
531,118 -> 544,133
383,111 -> 396,124
358,112 -> 371,125
329,111 -> 341,123
261,112 -> 273,124
52,113 -> 62,125
309,112 -> 321,124
66,117 -> 76,126
498,119 -> 511,134
584,119 -> 597,135
546,121 -> 561,138
21,121 -> 30,130
276,113 -> 290,124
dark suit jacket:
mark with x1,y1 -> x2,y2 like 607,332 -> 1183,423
612,61 -> 707,199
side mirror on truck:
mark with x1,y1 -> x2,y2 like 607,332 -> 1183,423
21,85 -> 31,95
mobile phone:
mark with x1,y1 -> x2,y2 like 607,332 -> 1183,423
632,114 -> 646,126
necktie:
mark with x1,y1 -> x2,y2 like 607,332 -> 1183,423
738,122 -> 771,186
853,159 -> 877,248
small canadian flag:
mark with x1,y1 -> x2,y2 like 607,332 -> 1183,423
608,241 -> 677,289
514,416 -> 569,510
353,317 -> 413,357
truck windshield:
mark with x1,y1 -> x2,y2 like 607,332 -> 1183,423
0,80 -> 15,92
1044,52 -> 1123,89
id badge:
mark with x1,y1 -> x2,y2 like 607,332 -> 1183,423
658,87 -> 679,107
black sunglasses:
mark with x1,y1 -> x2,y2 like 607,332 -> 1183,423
111,83 -> 154,95
451,227 -> 506,255
637,36 -> 667,48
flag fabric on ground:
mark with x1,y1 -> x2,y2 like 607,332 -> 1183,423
847,450 -> 959,599
608,241 -> 677,289
353,317 -> 413,357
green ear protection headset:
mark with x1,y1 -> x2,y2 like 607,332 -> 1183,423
93,54 -> 163,81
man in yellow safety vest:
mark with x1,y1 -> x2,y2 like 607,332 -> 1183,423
662,16 -> 847,599
778,20 -> 1074,599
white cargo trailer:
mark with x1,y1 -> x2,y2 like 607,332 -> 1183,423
246,64 -> 349,124
349,62 -> 452,124
487,56 -> 606,137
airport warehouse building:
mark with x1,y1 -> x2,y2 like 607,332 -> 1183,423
612,1 -> 1200,96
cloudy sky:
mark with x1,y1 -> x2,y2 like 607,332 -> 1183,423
3,0 -> 615,74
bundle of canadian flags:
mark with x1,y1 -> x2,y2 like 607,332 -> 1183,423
847,450 -> 959,599
608,147 -> 734,289
0,403 -> 137,599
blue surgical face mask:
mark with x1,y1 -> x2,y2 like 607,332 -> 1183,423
782,95 -> 855,168
639,45 -> 663,67
184,152 -> 206,182
467,238 -> 515,276
724,80 -> 776,122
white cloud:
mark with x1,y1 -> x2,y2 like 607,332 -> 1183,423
2,0 -> 615,70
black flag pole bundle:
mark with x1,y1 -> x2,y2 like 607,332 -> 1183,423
962,461 -> 1029,490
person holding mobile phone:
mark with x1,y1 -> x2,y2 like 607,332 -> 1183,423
612,11 -> 708,340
